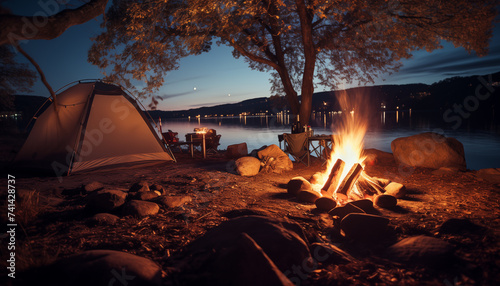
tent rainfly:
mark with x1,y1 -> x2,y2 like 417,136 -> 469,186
14,81 -> 175,176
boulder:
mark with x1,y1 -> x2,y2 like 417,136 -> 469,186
122,200 -> 159,217
363,149 -> 395,166
154,195 -> 192,208
87,213 -> 120,226
85,189 -> 127,213
373,194 -> 398,208
226,143 -> 248,159
181,215 -> 312,276
287,176 -> 312,196
340,213 -> 389,240
386,235 -> 454,266
29,250 -> 162,286
235,156 -> 261,176
383,182 -> 407,199
315,197 -> 337,212
83,181 -> 104,193
391,132 -> 466,170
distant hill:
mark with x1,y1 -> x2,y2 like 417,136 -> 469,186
149,71 -> 500,119
9,71 -> 499,122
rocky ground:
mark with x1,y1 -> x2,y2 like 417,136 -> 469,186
1,148 -> 500,285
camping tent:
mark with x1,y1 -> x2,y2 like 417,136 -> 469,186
14,81 -> 174,176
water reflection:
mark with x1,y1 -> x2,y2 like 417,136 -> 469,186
161,111 -> 500,170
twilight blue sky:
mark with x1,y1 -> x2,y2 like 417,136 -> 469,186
5,1 -> 500,111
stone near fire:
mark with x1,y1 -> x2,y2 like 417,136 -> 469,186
235,156 -> 261,176
363,148 -> 396,166
226,142 -> 248,159
30,249 -> 162,286
287,176 -> 312,196
386,235 -> 454,266
154,195 -> 192,208
315,197 -> 337,212
374,194 -> 398,208
297,189 -> 321,203
130,180 -> 150,193
384,182 -> 407,199
83,181 -> 104,193
391,132 -> 466,170
180,215 -> 312,276
85,189 -> 127,213
87,213 -> 120,226
372,177 -> 391,187
328,203 -> 365,220
340,213 -> 389,241
122,200 -> 159,217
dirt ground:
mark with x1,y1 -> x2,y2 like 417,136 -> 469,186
1,148 -> 500,285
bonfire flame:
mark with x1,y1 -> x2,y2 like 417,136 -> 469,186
311,90 -> 369,205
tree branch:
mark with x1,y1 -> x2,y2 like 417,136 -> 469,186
13,43 -> 58,111
0,0 -> 109,46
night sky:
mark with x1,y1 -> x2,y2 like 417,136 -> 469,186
5,1 -> 500,111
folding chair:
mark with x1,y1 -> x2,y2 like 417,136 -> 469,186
283,133 -> 310,166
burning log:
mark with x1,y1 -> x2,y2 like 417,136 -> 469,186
357,174 -> 385,196
334,163 -> 363,202
321,159 -> 346,197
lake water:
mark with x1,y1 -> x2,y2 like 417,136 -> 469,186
160,111 -> 500,170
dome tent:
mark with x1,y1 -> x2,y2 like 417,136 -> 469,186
14,81 -> 174,176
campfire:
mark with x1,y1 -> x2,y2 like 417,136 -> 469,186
288,91 -> 405,211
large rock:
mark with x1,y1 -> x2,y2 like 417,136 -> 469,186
386,235 -> 454,266
180,215 -> 312,277
130,180 -> 150,193
83,181 -> 104,193
235,156 -> 261,176
85,189 -> 127,213
257,144 -> 286,160
26,250 -> 162,286
391,132 -> 466,170
122,200 -> 159,217
226,143 -> 248,159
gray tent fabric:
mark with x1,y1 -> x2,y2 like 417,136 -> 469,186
14,81 -> 174,176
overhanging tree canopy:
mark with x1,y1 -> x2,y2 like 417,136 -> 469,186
89,0 -> 498,125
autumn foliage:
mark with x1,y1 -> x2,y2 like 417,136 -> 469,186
89,0 -> 498,124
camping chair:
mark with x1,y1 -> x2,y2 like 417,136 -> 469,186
283,133 -> 310,166
206,134 -> 221,154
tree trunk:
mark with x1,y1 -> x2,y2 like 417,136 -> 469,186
296,0 -> 317,126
